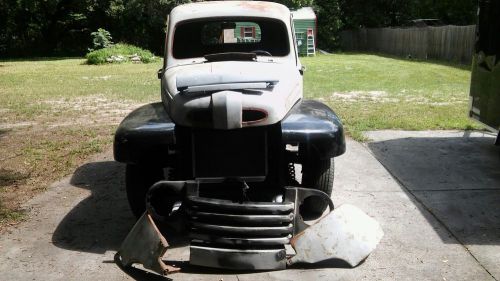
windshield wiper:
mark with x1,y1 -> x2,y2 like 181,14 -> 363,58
204,52 -> 257,62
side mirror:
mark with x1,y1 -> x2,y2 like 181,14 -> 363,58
299,65 -> 306,76
157,69 -> 164,79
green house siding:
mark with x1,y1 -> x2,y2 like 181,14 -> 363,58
234,22 -> 261,42
293,19 -> 316,55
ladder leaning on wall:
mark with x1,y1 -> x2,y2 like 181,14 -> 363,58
306,28 -> 315,56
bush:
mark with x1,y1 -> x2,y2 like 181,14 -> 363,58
90,28 -> 114,51
85,43 -> 156,64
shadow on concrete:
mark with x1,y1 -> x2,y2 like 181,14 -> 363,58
368,133 -> 500,245
115,257 -> 354,280
118,266 -> 174,281
50,160 -> 215,279
52,161 -> 134,253
118,261 -> 270,279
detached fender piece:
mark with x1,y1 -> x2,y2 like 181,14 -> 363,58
114,103 -> 176,165
289,204 -> 384,267
115,212 -> 180,275
282,100 -> 346,158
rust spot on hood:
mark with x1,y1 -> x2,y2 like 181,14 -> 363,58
238,1 -> 278,12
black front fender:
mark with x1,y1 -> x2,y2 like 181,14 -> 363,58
281,100 -> 346,159
114,100 -> 345,165
114,103 -> 176,165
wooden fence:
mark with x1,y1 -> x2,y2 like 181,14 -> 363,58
340,25 -> 476,64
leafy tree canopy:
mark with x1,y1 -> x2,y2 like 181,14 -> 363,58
0,0 -> 477,57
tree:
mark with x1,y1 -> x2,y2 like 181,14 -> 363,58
339,0 -> 477,29
0,0 -> 479,57
314,0 -> 342,50
272,0 -> 313,9
413,0 -> 477,25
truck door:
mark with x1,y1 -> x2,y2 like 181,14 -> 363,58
469,0 -> 500,144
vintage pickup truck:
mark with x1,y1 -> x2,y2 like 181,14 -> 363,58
113,1 -> 382,275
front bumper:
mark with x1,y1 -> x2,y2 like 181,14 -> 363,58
115,181 -> 383,275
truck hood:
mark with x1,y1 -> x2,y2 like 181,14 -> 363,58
164,61 -> 298,96
162,61 -> 303,129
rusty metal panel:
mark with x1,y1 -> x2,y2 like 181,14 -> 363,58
288,204 -> 384,267
115,213 -> 180,275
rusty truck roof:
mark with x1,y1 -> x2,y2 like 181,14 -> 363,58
169,1 -> 291,23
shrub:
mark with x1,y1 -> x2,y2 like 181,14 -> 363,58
90,28 -> 114,51
85,43 -> 156,65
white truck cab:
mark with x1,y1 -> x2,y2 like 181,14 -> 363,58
160,1 -> 303,129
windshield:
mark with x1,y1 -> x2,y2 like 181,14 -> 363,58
172,18 -> 290,59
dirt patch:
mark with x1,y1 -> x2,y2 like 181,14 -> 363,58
0,121 -> 36,130
39,95 -> 140,127
331,91 -> 400,103
0,97 -> 123,229
42,95 -> 138,111
0,169 -> 29,187
0,125 -> 114,227
331,91 -> 467,106
332,90 -> 386,100
81,75 -> 112,80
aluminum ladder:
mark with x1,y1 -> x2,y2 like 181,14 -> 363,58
306,29 -> 315,56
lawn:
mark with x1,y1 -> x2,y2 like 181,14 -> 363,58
0,54 -> 476,225
301,54 -> 476,140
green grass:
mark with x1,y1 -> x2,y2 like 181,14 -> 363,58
0,58 -> 161,122
86,43 -> 157,65
0,169 -> 28,225
0,205 -> 25,225
301,53 -> 478,140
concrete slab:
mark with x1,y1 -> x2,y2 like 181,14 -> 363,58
0,137 -> 495,280
366,130 -> 500,191
367,130 -> 500,280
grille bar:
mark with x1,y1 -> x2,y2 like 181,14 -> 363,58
186,209 -> 294,225
186,196 -> 294,214
186,195 -> 295,245
191,221 -> 293,236
190,233 -> 291,246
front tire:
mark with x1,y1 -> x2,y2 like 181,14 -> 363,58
125,164 -> 164,218
300,157 -> 335,219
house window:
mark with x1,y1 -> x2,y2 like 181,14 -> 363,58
243,27 -> 255,38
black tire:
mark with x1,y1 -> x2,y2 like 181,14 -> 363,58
300,157 -> 335,220
125,164 -> 164,218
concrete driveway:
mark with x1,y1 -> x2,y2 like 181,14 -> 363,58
0,130 -> 498,281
